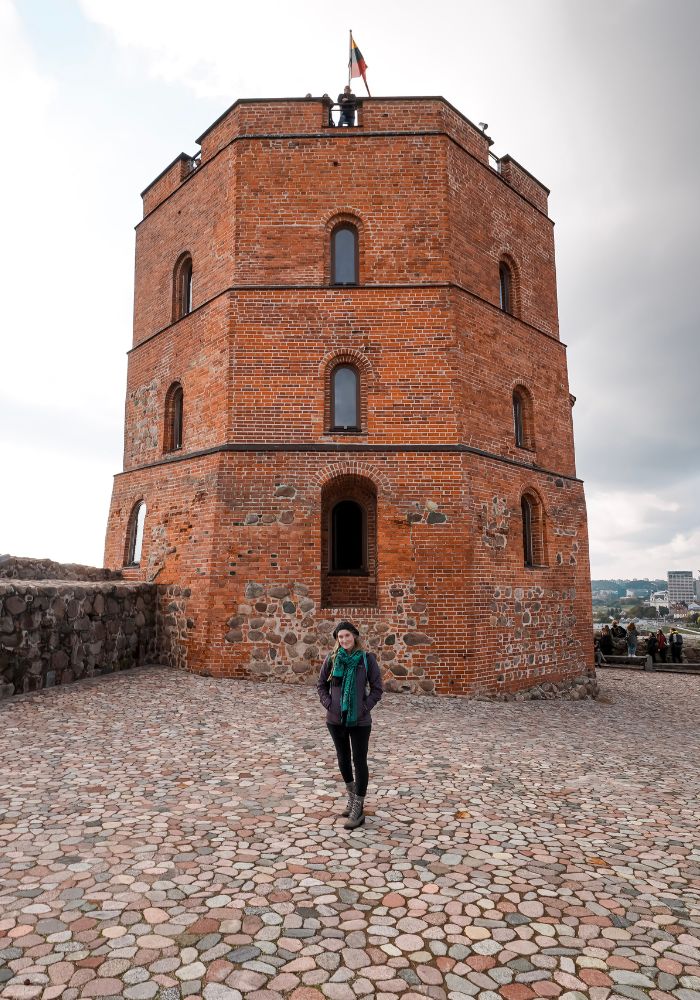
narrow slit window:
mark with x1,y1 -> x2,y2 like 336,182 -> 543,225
164,383 -> 184,452
174,255 -> 193,320
499,262 -> 512,314
513,391 -> 524,448
181,259 -> 193,316
331,225 -> 358,285
332,365 -> 359,429
522,496 -> 534,567
171,384 -> 183,450
128,501 -> 147,566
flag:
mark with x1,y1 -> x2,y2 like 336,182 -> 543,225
349,34 -> 370,96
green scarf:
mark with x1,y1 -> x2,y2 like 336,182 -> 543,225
330,646 -> 365,727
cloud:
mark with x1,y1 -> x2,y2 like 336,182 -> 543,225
0,0 -> 54,130
77,0 -> 357,99
588,481 -> 700,578
3,0 -> 699,578
0,1 -> 129,566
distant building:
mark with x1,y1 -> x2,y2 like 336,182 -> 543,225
650,590 -> 668,607
625,587 -> 648,598
593,589 -> 618,598
668,571 -> 695,605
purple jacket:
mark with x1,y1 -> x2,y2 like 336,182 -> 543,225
317,651 -> 384,726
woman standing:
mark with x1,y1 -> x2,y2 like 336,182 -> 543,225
626,621 -> 638,656
317,620 -> 384,829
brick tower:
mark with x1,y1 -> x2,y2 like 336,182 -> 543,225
104,95 -> 594,696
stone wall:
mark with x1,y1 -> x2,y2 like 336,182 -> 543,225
0,554 -> 121,582
0,580 -> 156,699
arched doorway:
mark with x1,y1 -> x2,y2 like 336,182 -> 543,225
321,475 -> 377,607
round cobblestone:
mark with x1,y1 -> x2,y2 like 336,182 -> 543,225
0,668 -> 697,1000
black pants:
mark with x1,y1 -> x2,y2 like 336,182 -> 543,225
671,645 -> 682,663
327,723 -> 371,797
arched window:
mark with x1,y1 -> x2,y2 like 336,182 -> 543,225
521,495 -> 534,567
321,475 -> 377,607
173,254 -> 193,320
127,501 -> 147,566
521,492 -> 545,568
332,500 -> 365,572
331,224 -> 358,285
513,391 -> 524,447
331,365 -> 360,430
164,382 -> 184,452
499,262 -> 512,314
512,385 -> 534,450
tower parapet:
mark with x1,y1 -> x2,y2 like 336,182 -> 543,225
142,97 -> 547,217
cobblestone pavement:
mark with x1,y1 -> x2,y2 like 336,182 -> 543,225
1,667 -> 699,1000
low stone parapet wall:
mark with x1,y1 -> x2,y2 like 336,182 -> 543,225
0,554 -> 121,581
0,580 -> 156,698
597,631 -> 700,663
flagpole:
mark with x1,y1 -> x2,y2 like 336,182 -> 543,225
348,29 -> 352,87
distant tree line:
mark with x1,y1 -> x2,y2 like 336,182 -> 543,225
591,578 -> 666,596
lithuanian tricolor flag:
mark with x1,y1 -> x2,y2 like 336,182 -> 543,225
349,33 -> 370,96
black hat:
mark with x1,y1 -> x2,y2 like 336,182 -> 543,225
333,620 -> 360,639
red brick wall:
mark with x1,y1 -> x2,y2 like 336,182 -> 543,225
106,96 -> 593,696
446,142 -> 557,335
195,98 -> 491,168
105,450 -> 592,695
123,296 -> 230,469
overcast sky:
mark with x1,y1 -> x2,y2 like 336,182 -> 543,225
1,0 -> 698,580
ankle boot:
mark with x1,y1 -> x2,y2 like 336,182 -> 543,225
342,781 -> 356,818
344,794 -> 365,829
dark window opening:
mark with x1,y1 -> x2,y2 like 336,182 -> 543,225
332,365 -> 359,429
164,382 -> 184,452
332,500 -> 365,572
513,391 -> 524,448
522,496 -> 534,567
499,262 -> 512,314
127,501 -> 147,566
181,259 -> 193,316
171,385 -> 183,450
331,225 -> 358,285
174,255 -> 193,320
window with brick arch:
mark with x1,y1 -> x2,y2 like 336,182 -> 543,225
512,386 -> 534,450
331,224 -> 359,285
126,501 -> 147,566
173,254 -> 193,320
499,262 -> 513,314
164,382 -> 184,452
331,365 -> 360,430
521,493 -> 545,568
321,475 -> 377,607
